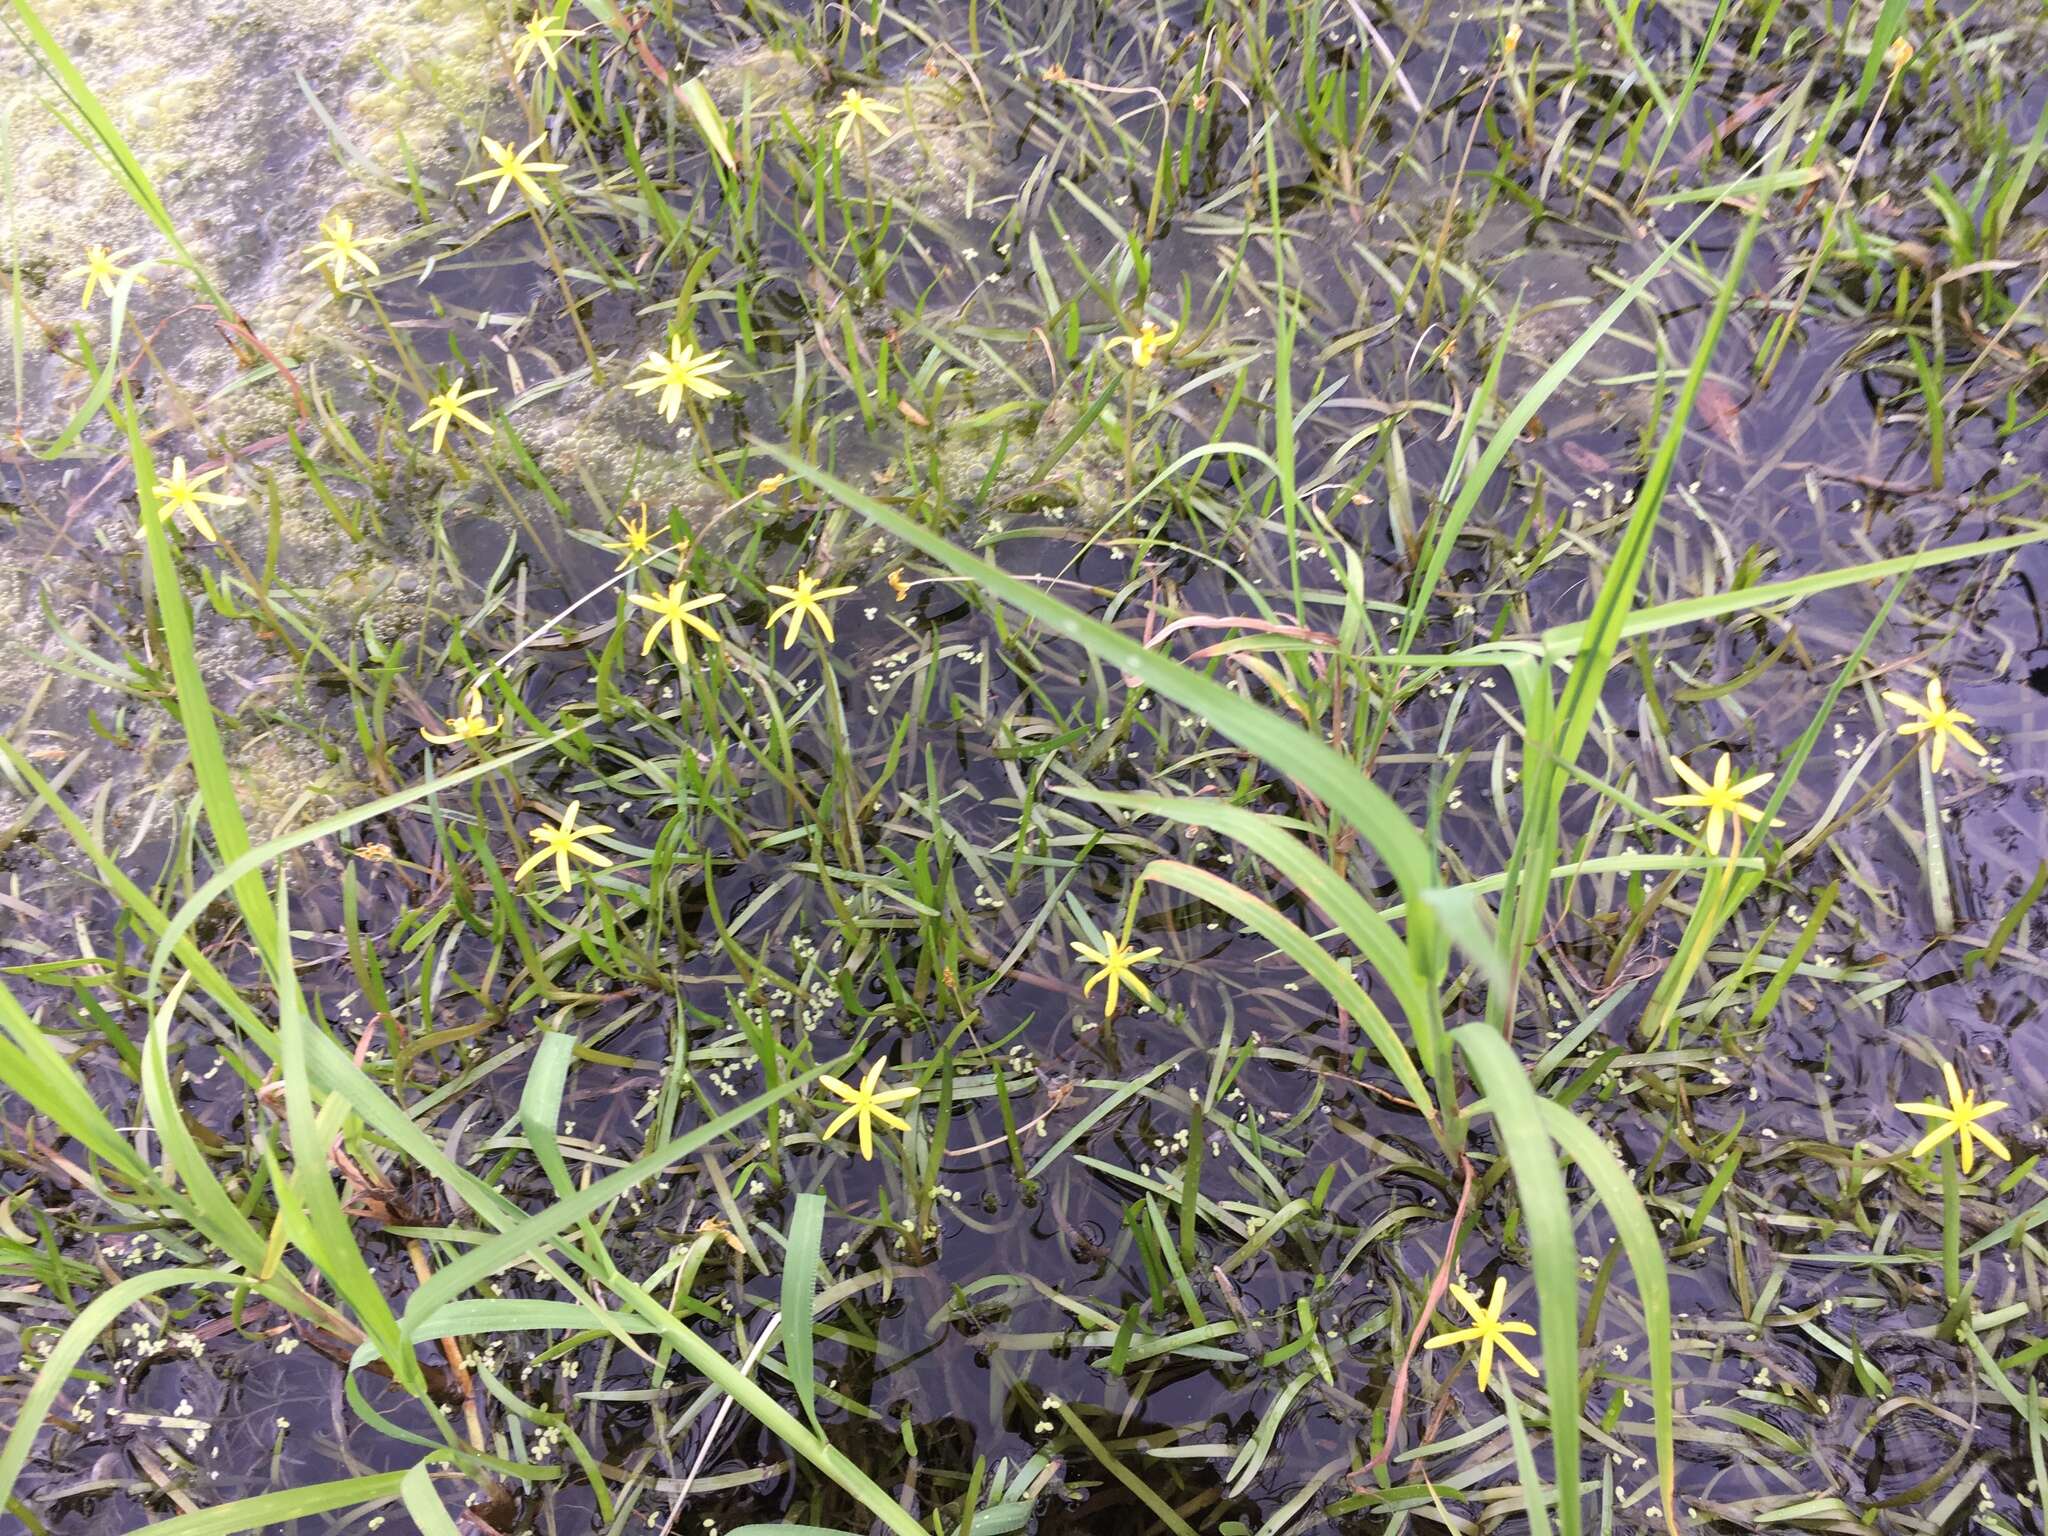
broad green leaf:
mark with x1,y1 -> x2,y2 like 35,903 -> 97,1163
1533,1102 -> 1679,1536
401,1461 -> 465,1536
1452,1025 -> 1582,1536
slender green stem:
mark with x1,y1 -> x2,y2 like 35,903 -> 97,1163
1942,1139 -> 1963,1308
1120,363 -> 1138,492
363,286 -> 430,402
528,204 -> 603,382
1641,853 -> 1737,1049
1920,747 -> 1953,933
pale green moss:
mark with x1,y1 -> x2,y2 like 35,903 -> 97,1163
1,0 -> 510,430
0,0 -> 514,898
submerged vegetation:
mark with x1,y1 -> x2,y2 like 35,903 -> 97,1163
3,1 -> 2048,1534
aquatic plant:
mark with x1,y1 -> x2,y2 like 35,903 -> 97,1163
3,1 -> 2047,1534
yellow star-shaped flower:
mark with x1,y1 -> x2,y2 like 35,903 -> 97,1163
458,135 -> 569,213
629,579 -> 727,662
606,507 -> 662,569
301,214 -> 381,288
513,800 -> 616,888
78,244 -> 148,309
1108,320 -> 1177,368
1424,1276 -> 1537,1393
153,456 -> 245,543
828,89 -> 899,148
512,12 -> 580,72
764,570 -> 857,648
818,1058 -> 918,1160
1070,932 -> 1163,1019
421,687 -> 504,747
1883,677 -> 1987,773
625,336 -> 734,422
410,384 -> 497,453
1898,1057 -> 2010,1175
1653,752 -> 1782,857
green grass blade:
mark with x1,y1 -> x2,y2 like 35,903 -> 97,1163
1399,191 -> 1754,660
145,731 -> 567,1003
1529,527 -> 2048,658
270,876 -> 421,1392
1140,859 -> 1435,1121
119,397 -> 277,959
1073,789 -> 1436,1047
399,1071 -> 820,1342
400,1460 -> 465,1536
141,978 -> 270,1274
0,975 -> 159,1189
782,1190 -> 827,1431
1533,1101 -> 1678,1536
761,448 -> 1442,928
605,1272 -> 928,1536
1498,1379 -> 1555,1536
521,1029 -> 582,1203
143,1472 -> 410,1536
1451,1024 -> 1583,1536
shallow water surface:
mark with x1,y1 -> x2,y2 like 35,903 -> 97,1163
6,1 -> 2048,1533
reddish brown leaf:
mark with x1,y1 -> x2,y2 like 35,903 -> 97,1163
1697,379 -> 1744,451
1561,441 -> 1612,476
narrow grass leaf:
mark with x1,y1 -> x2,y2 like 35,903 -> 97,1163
782,1190 -> 827,1431
1452,1025 -> 1583,1536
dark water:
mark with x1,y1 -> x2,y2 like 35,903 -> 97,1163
7,1 -> 2048,1533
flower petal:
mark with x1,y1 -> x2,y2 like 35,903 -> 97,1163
1967,1125 -> 2012,1164
1448,1285 -> 1488,1322
1947,724 -> 1988,760
822,1104 -> 860,1142
1669,757 -> 1713,796
1909,1122 -> 1955,1160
